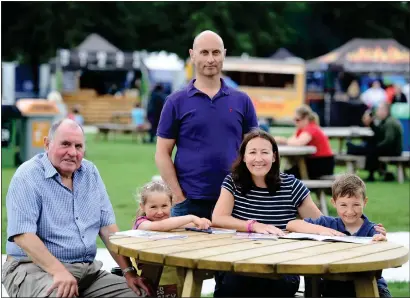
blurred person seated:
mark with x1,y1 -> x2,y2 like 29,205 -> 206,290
275,105 -> 334,179
391,84 -> 407,104
360,80 -> 387,109
347,102 -> 403,182
347,80 -> 360,100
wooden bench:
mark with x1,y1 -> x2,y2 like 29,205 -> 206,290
378,152 -> 410,183
95,123 -> 150,142
335,155 -> 365,174
302,180 -> 333,216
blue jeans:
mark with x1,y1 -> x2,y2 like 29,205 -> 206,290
171,198 -> 216,220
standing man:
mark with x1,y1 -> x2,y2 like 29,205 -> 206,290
3,119 -> 153,297
155,30 -> 258,219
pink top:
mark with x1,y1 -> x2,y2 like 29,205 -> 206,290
133,216 -> 149,230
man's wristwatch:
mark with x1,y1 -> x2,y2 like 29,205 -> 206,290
122,266 -> 136,276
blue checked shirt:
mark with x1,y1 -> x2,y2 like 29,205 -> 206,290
6,153 -> 116,263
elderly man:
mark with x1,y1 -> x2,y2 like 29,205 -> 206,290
155,30 -> 258,220
347,102 -> 403,181
3,119 -> 153,297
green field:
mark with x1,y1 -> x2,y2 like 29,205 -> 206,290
2,133 -> 409,297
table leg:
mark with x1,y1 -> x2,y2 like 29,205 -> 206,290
304,276 -> 320,297
297,157 -> 309,180
181,269 -> 205,297
141,263 -> 163,289
338,138 -> 344,154
354,275 -> 379,297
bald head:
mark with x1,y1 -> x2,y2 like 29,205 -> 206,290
192,30 -> 224,50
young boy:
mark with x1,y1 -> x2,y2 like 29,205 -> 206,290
286,173 -> 391,297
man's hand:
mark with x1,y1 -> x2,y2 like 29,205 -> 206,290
46,269 -> 79,298
124,271 -> 155,297
252,222 -> 285,236
362,111 -> 373,126
318,227 -> 346,237
173,195 -> 186,206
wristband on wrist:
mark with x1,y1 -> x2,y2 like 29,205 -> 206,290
247,220 -> 257,233
122,266 -> 136,276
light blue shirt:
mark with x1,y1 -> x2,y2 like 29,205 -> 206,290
6,153 -> 116,263
131,108 -> 146,126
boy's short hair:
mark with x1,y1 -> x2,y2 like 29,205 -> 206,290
332,174 -> 366,200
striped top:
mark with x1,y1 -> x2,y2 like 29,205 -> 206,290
222,173 -> 310,230
6,153 -> 116,263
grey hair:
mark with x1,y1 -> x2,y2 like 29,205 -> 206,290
48,119 -> 85,141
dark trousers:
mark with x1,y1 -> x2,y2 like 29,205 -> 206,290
147,116 -> 159,143
321,279 -> 391,297
346,141 -> 401,173
285,156 -> 335,179
213,272 -> 300,297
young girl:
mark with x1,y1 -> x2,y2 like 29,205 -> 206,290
133,180 -> 211,231
132,180 -> 211,298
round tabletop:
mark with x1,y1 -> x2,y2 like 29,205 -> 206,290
109,231 -> 408,275
278,145 -> 317,156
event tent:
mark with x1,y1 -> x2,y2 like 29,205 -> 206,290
306,38 -> 410,73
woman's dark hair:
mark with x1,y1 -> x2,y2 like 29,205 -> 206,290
231,129 -> 281,195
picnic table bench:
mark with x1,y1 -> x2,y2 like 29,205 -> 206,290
302,180 -> 333,216
322,127 -> 374,154
95,123 -> 150,142
379,151 -> 410,183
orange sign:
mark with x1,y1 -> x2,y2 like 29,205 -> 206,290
32,122 -> 50,147
346,46 -> 410,63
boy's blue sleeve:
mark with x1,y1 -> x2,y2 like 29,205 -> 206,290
366,224 -> 378,237
303,216 -> 337,228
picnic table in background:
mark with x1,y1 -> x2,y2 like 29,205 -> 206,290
278,145 -> 317,179
109,231 -> 409,298
322,127 -> 374,154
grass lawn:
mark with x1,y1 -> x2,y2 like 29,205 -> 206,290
2,133 -> 409,297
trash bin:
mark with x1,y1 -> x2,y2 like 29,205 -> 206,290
391,103 -> 410,151
1,105 -> 24,167
16,99 -> 59,162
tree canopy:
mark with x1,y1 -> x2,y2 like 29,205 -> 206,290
2,2 -> 409,65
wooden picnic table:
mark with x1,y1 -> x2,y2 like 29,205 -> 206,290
278,145 -> 317,179
109,231 -> 409,298
322,127 -> 374,154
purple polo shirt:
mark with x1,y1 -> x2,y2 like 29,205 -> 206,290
157,78 -> 258,200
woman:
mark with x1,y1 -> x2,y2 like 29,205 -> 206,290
276,105 -> 334,179
212,129 -> 322,297
212,129 -> 386,297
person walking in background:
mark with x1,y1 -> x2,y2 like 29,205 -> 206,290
347,102 -> 403,181
155,30 -> 258,220
275,105 -> 334,179
147,84 -> 166,143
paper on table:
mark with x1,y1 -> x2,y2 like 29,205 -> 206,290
233,232 -> 278,240
115,230 -> 188,240
280,232 -> 373,244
